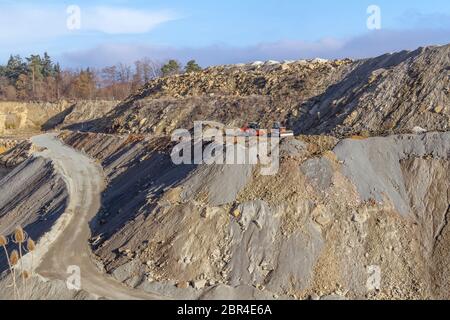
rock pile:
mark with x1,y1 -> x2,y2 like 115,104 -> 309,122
94,45 -> 449,138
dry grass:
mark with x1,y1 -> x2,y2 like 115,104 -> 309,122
0,235 -> 6,247
14,226 -> 25,243
0,226 -> 36,300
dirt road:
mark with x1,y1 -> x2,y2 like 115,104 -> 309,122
30,133 -> 167,300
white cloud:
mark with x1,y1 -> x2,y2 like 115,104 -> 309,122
84,7 -> 177,34
0,3 -> 177,43
0,4 -> 65,41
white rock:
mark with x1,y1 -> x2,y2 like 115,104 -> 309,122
352,211 -> 368,224
265,60 -> 280,65
192,279 -> 207,290
207,279 -> 217,286
251,61 -> 264,67
312,58 -> 329,63
412,126 -> 427,134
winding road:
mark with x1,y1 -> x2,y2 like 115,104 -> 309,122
30,133 -> 167,300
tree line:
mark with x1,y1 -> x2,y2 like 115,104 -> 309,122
0,53 -> 202,102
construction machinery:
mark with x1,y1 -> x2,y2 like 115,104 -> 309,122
272,122 -> 294,138
240,122 -> 294,138
240,122 -> 267,137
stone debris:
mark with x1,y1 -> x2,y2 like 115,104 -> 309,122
192,279 -> 207,290
176,282 -> 190,289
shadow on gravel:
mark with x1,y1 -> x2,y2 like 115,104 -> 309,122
88,144 -> 196,249
63,118 -> 105,132
41,104 -> 76,131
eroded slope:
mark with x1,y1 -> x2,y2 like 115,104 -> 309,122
60,130 -> 450,300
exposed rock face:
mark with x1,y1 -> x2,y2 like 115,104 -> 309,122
0,114 -> 5,134
334,132 -> 450,216
0,101 -> 68,134
0,100 -> 116,135
57,130 -> 449,300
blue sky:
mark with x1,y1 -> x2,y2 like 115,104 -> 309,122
1,0 -> 449,67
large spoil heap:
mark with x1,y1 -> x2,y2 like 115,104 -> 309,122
87,45 -> 449,138
0,44 -> 449,300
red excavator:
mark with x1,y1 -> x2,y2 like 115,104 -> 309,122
240,122 -> 267,137
272,122 -> 294,138
240,122 -> 294,138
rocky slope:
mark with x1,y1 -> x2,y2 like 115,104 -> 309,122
81,45 -> 449,138
0,155 -> 68,274
86,59 -> 353,135
0,44 -> 449,300
42,100 -> 116,131
296,45 -> 450,136
56,130 -> 449,300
